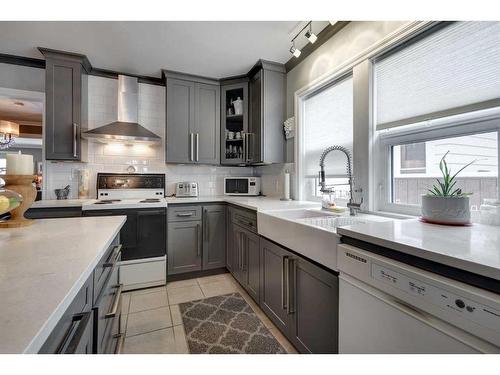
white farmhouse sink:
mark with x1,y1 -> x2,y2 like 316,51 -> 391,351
257,208 -> 392,272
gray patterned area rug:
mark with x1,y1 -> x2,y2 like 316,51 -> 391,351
179,292 -> 286,354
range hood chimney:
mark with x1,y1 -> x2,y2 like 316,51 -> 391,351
83,75 -> 161,144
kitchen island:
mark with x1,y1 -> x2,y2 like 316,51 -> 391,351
0,216 -> 126,353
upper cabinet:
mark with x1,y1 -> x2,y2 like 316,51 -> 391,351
40,48 -> 89,161
221,79 -> 249,165
247,61 -> 286,165
164,71 -> 220,165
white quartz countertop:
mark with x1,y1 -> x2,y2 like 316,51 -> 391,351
0,216 -> 126,353
165,196 -> 321,212
31,199 -> 97,208
337,219 -> 500,281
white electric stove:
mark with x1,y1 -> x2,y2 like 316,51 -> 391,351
82,173 -> 168,291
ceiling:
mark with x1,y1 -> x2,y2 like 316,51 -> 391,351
0,21 -> 310,78
0,97 -> 43,123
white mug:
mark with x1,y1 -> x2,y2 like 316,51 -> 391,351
228,131 -> 234,140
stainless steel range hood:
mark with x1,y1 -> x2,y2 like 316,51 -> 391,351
83,75 -> 161,144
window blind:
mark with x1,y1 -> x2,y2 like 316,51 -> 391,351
303,76 -> 353,177
375,21 -> 500,130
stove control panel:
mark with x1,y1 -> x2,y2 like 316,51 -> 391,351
371,263 -> 500,332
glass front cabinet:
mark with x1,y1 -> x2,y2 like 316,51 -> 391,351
221,81 -> 248,165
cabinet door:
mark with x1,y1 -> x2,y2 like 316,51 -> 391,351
244,229 -> 260,302
137,209 -> 167,259
166,78 -> 195,163
167,221 -> 202,275
202,205 -> 226,270
259,238 -> 291,334
289,258 -> 338,354
248,70 -> 262,164
45,59 -> 82,160
232,224 -> 246,285
226,207 -> 234,272
194,83 -> 220,164
221,83 -> 248,165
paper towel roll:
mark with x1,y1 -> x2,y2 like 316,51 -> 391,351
283,169 -> 290,200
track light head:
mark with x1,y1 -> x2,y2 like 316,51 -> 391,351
305,30 -> 317,44
290,45 -> 301,58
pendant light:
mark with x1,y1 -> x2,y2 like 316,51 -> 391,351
0,120 -> 20,149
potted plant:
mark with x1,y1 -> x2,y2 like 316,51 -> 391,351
421,151 -> 475,225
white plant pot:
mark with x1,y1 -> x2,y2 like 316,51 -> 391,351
421,195 -> 471,225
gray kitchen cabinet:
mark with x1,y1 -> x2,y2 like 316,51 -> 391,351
259,237 -> 293,334
166,78 -> 195,164
194,83 -> 220,164
164,71 -> 220,165
259,237 -> 338,354
247,61 -> 286,165
167,220 -> 202,275
39,48 -> 89,161
289,257 -> 338,354
221,80 -> 248,165
202,205 -> 226,270
232,223 -> 260,302
226,206 -> 235,272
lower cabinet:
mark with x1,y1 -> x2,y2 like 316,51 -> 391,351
232,224 -> 260,301
167,204 -> 226,275
167,220 -> 202,275
40,233 -> 124,354
259,237 -> 339,354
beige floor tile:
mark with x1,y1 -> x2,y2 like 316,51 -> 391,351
129,289 -> 168,313
121,293 -> 131,315
130,286 -> 166,296
123,327 -> 187,354
167,285 -> 204,305
269,328 -> 298,354
250,305 -> 276,330
166,279 -> 198,291
199,279 -> 237,298
170,305 -> 183,326
172,325 -> 189,353
126,306 -> 173,337
196,273 -> 230,285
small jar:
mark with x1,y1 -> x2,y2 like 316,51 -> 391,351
479,199 -> 500,226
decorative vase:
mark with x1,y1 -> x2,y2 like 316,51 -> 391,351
231,97 -> 243,115
421,195 -> 471,225
0,175 -> 36,228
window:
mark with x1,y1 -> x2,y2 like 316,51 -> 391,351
391,132 -> 498,207
299,75 -> 353,201
374,21 -> 500,215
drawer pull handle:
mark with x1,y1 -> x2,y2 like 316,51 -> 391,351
103,244 -> 122,268
56,311 -> 92,354
113,333 -> 125,354
176,212 -> 194,217
105,284 -> 123,319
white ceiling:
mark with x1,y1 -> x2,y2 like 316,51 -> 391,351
0,97 -> 43,123
0,21 -> 308,78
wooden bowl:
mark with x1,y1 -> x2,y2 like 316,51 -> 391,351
0,175 -> 36,228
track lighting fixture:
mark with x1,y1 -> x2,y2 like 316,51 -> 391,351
305,23 -> 317,44
290,41 -> 301,58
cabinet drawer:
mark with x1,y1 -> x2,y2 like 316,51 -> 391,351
230,206 -> 257,233
168,205 -> 201,222
25,207 -> 83,219
93,235 -> 121,305
39,275 -> 93,353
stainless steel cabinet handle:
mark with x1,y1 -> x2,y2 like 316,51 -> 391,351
176,212 -> 194,217
103,244 -> 122,268
197,223 -> 201,257
287,258 -> 296,315
113,333 -> 125,354
105,284 -> 123,319
195,133 -> 199,161
190,133 -> 194,161
204,209 -> 208,241
282,256 -> 289,310
73,123 -> 78,158
56,311 -> 92,354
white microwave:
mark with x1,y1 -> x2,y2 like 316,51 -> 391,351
224,177 -> 261,196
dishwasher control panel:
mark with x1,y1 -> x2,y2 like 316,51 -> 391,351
371,263 -> 500,332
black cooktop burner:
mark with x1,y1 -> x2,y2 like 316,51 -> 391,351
94,199 -> 121,205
